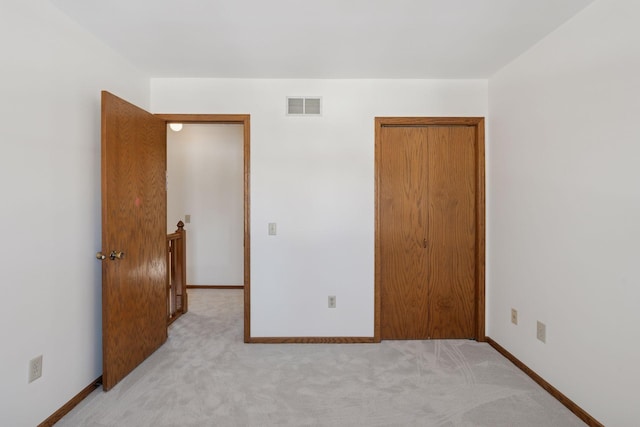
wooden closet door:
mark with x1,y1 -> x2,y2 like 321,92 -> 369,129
378,121 -> 479,340
426,126 -> 476,339
379,126 -> 429,339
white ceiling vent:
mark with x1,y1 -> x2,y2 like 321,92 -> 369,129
287,97 -> 322,116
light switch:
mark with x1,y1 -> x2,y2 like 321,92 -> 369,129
268,223 -> 277,235
185,214 -> 191,224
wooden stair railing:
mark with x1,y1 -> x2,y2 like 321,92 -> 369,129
167,221 -> 188,324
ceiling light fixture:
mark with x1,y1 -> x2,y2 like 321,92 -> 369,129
169,123 -> 183,132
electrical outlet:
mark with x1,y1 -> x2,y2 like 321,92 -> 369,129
537,321 -> 546,343
268,223 -> 277,235
29,355 -> 43,383
511,308 -> 518,325
328,295 -> 336,308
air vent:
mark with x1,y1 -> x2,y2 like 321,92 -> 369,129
287,97 -> 322,116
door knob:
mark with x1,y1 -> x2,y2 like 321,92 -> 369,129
109,251 -> 125,260
96,252 -> 106,260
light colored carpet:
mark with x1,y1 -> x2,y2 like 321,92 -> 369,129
58,289 -> 584,426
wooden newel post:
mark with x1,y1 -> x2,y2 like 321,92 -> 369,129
175,221 -> 187,314
167,221 -> 188,324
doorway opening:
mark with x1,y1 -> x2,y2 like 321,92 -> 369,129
167,123 -> 244,288
157,114 -> 251,343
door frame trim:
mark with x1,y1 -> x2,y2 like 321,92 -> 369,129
374,117 -> 485,342
155,114 -> 252,343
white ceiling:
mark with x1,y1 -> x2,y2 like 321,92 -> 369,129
50,0 -> 595,79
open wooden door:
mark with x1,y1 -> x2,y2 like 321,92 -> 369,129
100,91 -> 167,390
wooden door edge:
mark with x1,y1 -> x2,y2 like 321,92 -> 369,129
373,118 -> 384,343
475,119 -> 486,341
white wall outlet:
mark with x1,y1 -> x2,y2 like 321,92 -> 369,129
328,295 -> 336,308
184,214 -> 191,223
511,308 -> 518,325
537,321 -> 546,343
268,222 -> 277,235
29,355 -> 43,383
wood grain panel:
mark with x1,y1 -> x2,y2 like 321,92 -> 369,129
248,337 -> 376,344
426,126 -> 476,338
475,121 -> 486,341
155,113 -> 249,124
379,126 -> 429,339
102,92 -> 168,390
375,117 -> 485,342
243,117 -> 251,343
186,285 -> 244,289
377,117 -> 484,127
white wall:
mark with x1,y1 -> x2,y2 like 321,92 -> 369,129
487,0 -> 640,425
152,79 -> 487,337
167,124 -> 244,285
0,1 -> 149,425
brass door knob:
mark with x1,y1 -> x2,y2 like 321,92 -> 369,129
96,252 -> 106,260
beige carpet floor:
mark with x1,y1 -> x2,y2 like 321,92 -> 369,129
58,289 -> 584,426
